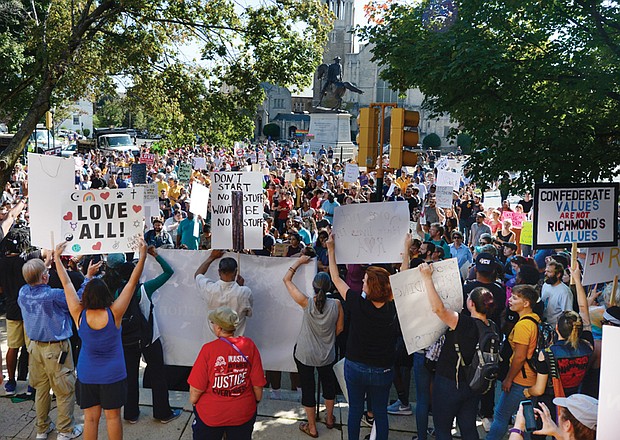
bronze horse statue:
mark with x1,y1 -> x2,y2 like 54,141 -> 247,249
317,62 -> 363,110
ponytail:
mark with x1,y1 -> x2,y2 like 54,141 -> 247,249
312,271 -> 332,314
557,311 -> 582,350
315,288 -> 326,314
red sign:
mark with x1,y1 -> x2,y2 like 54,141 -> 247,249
139,152 -> 155,165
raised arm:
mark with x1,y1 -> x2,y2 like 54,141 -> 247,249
142,246 -> 174,300
325,233 -> 350,299
54,242 -> 83,324
419,262 -> 459,330
195,249 -> 224,279
111,238 -> 147,325
401,233 -> 412,272
570,265 -> 591,330
283,255 -> 311,308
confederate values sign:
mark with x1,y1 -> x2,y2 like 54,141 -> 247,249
533,183 -> 619,248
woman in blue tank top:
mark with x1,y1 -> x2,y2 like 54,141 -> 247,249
55,238 -> 147,440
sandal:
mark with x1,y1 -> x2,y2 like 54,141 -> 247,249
299,422 -> 319,438
325,416 -> 335,429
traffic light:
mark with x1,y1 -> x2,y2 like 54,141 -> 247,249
356,107 -> 379,168
389,108 -> 420,169
45,111 -> 53,130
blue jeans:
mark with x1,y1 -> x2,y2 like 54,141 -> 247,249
432,375 -> 480,440
486,383 -> 532,440
413,352 -> 432,440
344,359 -> 394,440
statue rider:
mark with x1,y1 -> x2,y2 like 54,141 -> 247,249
321,56 -> 342,97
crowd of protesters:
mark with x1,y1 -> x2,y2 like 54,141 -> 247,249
0,139 -> 615,440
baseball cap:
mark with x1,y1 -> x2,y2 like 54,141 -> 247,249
475,252 -> 496,272
293,216 -> 303,223
552,394 -> 598,430
107,253 -> 126,269
504,242 -> 517,251
603,306 -> 620,325
208,306 -> 240,332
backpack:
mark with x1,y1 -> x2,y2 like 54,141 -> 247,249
520,315 -> 555,377
455,318 -> 500,394
121,286 -> 154,348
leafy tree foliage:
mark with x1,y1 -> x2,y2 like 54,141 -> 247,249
0,0 -> 332,185
422,133 -> 441,149
362,0 -> 620,189
263,123 -> 281,139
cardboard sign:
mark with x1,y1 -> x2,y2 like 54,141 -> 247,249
60,188 -> 144,255
435,185 -> 453,208
597,325 -> 620,438
344,163 -> 359,183
139,152 -> 155,165
534,183 -> 619,248
210,172 -> 264,250
501,211 -> 527,229
519,221 -> 533,246
582,245 -> 620,285
146,250 -> 314,371
436,169 -> 461,190
178,162 -> 192,182
390,258 -> 463,353
28,153 -> 76,249
273,243 -> 289,257
189,182 -> 210,218
131,163 -> 147,185
193,157 -> 207,170
332,201 -> 410,264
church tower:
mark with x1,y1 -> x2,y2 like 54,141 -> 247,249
313,0 -> 355,105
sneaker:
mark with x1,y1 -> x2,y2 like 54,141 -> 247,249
35,422 -> 55,439
4,379 -> 16,396
482,417 -> 492,432
427,427 -> 436,437
57,424 -> 83,440
387,401 -> 412,416
158,409 -> 182,424
361,412 -> 374,427
26,385 -> 35,396
126,415 -> 139,424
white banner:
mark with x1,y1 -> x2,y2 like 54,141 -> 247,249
193,157 -> 207,170
144,250 -> 314,371
332,202 -> 410,264
60,188 -> 144,255
534,184 -> 619,248
390,258 -> 463,353
582,245 -> 620,285
343,163 -> 359,183
598,325 -> 620,439
435,185 -> 453,208
189,182 -> 210,218
436,169 -> 461,190
210,172 -> 264,250
28,153 -> 75,249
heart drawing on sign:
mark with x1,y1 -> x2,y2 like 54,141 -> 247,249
132,205 -> 142,213
100,192 -> 110,200
92,242 -> 102,251
63,212 -> 73,221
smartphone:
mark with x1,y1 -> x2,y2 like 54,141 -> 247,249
58,351 -> 68,365
521,400 -> 537,432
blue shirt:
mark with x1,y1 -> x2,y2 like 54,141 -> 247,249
449,243 -> 473,269
18,284 -> 76,342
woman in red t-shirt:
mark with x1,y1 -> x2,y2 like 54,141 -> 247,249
276,191 -> 293,233
188,307 -> 266,440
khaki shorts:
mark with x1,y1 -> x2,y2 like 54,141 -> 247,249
6,319 -> 30,349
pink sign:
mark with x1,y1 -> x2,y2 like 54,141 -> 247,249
501,211 -> 527,229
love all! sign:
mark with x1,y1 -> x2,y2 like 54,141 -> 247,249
60,188 -> 145,255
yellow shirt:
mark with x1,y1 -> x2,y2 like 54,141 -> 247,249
510,312 -> 539,387
395,175 -> 411,192
157,181 -> 169,197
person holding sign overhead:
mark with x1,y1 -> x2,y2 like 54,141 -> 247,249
326,233 -> 397,440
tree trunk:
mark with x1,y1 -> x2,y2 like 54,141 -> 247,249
0,74 -> 55,188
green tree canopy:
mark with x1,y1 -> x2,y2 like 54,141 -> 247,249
0,0 -> 332,185
362,0 -> 620,189
263,123 -> 280,139
422,133 -> 441,149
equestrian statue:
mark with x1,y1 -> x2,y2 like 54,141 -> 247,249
317,56 -> 363,110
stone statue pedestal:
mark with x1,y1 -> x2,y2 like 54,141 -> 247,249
308,112 -> 355,160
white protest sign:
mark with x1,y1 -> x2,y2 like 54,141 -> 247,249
332,201 -> 410,264
344,163 -> 359,183
436,169 -> 461,190
435,156 -> 449,170
534,183 -> 619,248
303,154 -> 314,164
582,245 -> 620,285
210,172 -> 263,250
193,157 -> 207,170
189,182 -> 210,218
597,325 -> 620,439
435,185 -> 453,208
285,172 -> 296,183
386,183 -> 397,197
390,258 -> 463,353
60,188 -> 144,255
28,153 -> 76,249
136,183 -> 159,228
145,250 -> 314,371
